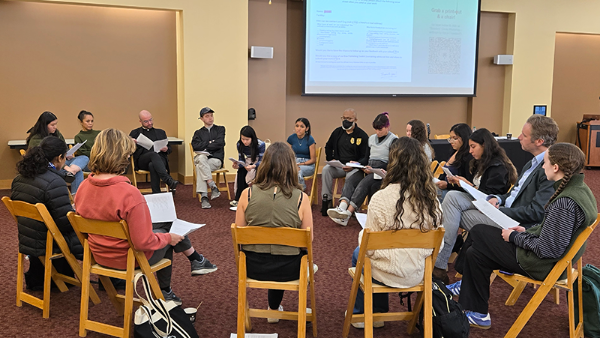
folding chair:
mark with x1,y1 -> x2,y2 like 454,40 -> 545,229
495,214 -> 600,338
19,149 -> 26,156
333,177 -> 345,204
342,227 -> 445,338
189,143 -> 231,200
67,212 -> 172,338
231,224 -> 317,338
304,147 -> 322,205
430,160 -> 439,174
434,134 -> 450,140
129,156 -> 168,194
2,197 -> 100,319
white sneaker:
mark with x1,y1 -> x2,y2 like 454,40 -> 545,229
307,263 -> 319,278
327,207 -> 352,220
331,217 -> 349,227
267,305 -> 283,323
346,311 -> 384,329
230,206 -> 237,211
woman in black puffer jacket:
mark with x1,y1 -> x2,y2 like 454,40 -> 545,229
12,136 -> 82,289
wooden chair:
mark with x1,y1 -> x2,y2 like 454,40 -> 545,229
189,143 -> 231,201
433,161 -> 446,179
129,156 -> 168,194
67,212 -> 172,338
430,160 -> 439,174
333,177 -> 345,204
495,214 -> 600,338
342,227 -> 445,338
305,147 -> 323,205
434,134 -> 450,140
1,197 -> 100,319
19,149 -> 26,156
231,224 -> 317,338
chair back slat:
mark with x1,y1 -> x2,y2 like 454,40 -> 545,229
2,197 -> 45,223
553,214 -> 600,266
67,212 -> 129,240
232,224 -> 311,249
363,228 -> 445,265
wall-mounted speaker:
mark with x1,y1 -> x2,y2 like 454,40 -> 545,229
250,46 -> 273,59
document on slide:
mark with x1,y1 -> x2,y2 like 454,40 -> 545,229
194,150 -> 210,156
229,157 -> 246,167
326,160 -> 345,169
459,180 -> 487,201
66,140 -> 87,157
169,219 -> 205,237
153,139 -> 169,153
355,213 -> 367,229
345,162 -> 365,169
136,133 -> 154,150
370,168 -> 386,179
144,192 -> 177,223
472,200 -> 519,230
230,334 -> 278,338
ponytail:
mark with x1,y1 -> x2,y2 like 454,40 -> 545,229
16,136 -> 67,178
544,143 -> 585,208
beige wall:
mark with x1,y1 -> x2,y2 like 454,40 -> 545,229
551,33 -> 600,143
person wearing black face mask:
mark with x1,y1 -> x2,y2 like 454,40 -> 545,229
321,108 -> 369,215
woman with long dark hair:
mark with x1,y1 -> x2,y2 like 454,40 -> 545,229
286,117 -> 316,190
448,143 -> 597,329
435,123 -> 473,200
348,137 -> 442,328
12,136 -> 83,290
234,142 -> 314,321
327,113 -> 398,226
26,111 -> 89,194
406,119 -> 434,161
230,125 -> 266,209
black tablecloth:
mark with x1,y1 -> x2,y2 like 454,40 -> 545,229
431,139 -> 533,175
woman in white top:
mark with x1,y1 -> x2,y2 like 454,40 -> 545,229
349,136 -> 442,326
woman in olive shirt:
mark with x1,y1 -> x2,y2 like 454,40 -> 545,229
74,110 -> 100,169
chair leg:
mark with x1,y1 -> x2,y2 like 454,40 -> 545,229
423,258 -> 433,338
42,256 -> 52,318
16,253 -> 24,308
505,282 -> 555,338
238,263 -> 248,336
298,257 -> 308,338
220,172 -> 232,200
79,245 -> 92,337
505,281 -> 527,306
309,274 -> 318,337
407,291 -> 424,334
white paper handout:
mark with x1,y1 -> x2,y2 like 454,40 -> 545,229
194,150 -> 210,156
472,200 -> 519,230
230,334 -> 278,338
153,138 -> 169,153
355,213 -> 367,229
345,162 -> 365,169
136,133 -> 154,150
432,177 -> 440,184
229,157 -> 246,167
442,167 -> 455,178
370,168 -> 386,179
144,192 -> 205,236
66,139 -> 87,157
459,180 -> 488,201
326,160 -> 345,169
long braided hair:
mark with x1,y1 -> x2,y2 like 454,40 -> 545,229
544,142 -> 585,208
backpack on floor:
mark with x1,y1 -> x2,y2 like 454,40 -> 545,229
420,278 -> 469,338
574,264 -> 600,338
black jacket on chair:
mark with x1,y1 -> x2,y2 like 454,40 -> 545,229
11,168 -> 82,259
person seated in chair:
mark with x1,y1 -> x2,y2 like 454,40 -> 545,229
446,143 -> 597,330
321,108 -> 369,214
234,142 -> 314,322
286,117 -> 316,191
434,123 -> 473,202
74,110 -> 100,171
192,107 -> 226,209
433,116 -> 559,284
348,137 -> 442,329
75,129 -> 217,304
12,136 -> 83,290
230,125 -> 265,210
129,110 -> 178,194
406,119 -> 434,162
327,113 -> 397,226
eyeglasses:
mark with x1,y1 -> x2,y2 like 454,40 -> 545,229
447,137 -> 460,143
341,116 -> 355,121
142,118 -> 153,124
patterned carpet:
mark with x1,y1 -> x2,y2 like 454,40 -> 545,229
1,170 -> 600,337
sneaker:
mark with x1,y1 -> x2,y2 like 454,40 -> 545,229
191,258 -> 218,276
267,305 -> 283,323
230,206 -> 237,211
465,311 -> 491,329
162,289 -> 182,306
230,200 -> 238,207
447,280 -> 461,297
346,311 -> 384,329
328,207 -> 352,220
210,188 -> 221,200
331,217 -> 349,227
201,197 -> 211,209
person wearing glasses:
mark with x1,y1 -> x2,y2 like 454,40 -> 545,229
321,108 -> 369,215
435,123 -> 473,201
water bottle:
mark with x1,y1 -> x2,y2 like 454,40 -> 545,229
321,194 -> 331,216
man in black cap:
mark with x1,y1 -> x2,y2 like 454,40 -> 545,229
191,107 -> 226,209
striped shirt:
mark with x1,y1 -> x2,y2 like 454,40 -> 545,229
510,197 -> 585,259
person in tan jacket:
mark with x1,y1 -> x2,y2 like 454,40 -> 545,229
349,137 -> 443,329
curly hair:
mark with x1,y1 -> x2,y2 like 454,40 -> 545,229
544,143 -> 585,208
254,142 -> 303,198
381,137 -> 441,232
469,128 -> 518,185
17,136 -> 67,178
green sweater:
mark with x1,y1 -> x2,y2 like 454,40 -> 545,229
516,174 -> 597,281
27,130 -> 65,149
74,129 -> 100,157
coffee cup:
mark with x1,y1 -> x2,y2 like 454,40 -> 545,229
506,133 -> 512,140
184,307 -> 197,323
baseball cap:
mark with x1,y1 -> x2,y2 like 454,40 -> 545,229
199,107 -> 214,118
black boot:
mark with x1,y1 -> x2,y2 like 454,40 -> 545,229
164,176 -> 179,195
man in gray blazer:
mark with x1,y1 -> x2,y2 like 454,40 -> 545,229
433,115 -> 559,283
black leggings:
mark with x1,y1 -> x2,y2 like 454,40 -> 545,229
235,167 -> 249,201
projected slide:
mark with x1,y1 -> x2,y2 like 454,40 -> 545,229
304,0 -> 481,96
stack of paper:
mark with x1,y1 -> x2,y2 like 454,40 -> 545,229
458,180 -> 519,229
229,157 -> 246,167
144,193 -> 205,236
136,134 -> 168,153
326,160 -> 345,168
66,140 -> 87,157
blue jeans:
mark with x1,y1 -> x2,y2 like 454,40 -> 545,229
351,247 -> 389,314
296,157 -> 315,190
64,155 -> 89,194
